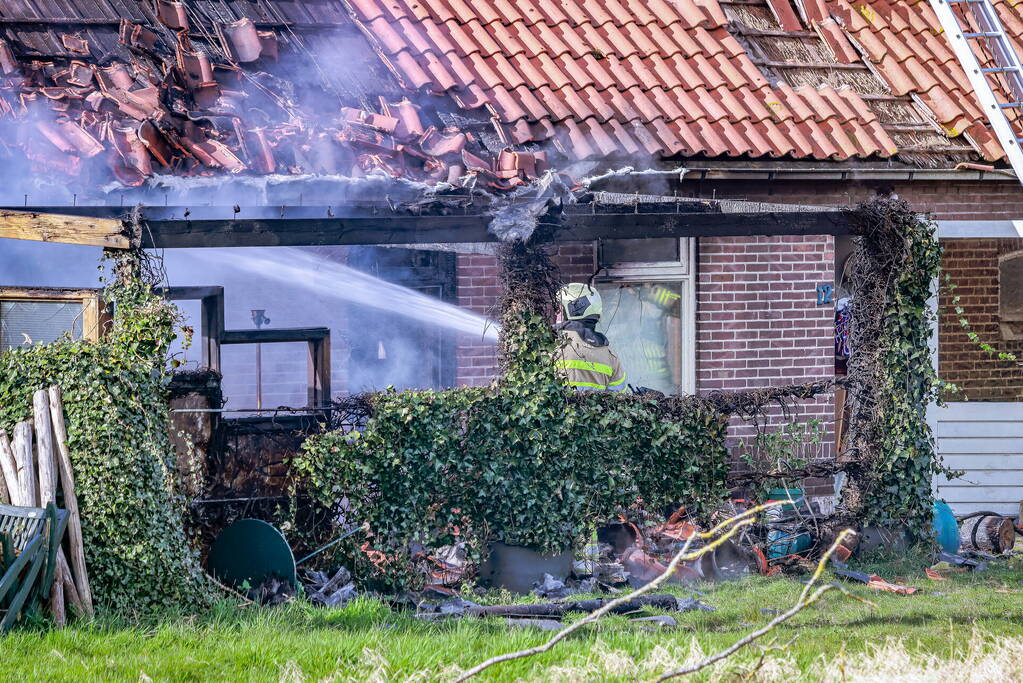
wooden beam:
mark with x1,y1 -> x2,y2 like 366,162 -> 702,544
220,327 -> 330,344
6,205 -> 854,247
138,211 -> 852,247
0,211 -> 130,249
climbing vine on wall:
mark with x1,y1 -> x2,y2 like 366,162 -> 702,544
0,250 -> 211,615
843,197 -> 956,537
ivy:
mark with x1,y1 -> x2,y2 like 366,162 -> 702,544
845,198 -> 957,538
296,241 -> 729,589
0,251 -> 211,615
944,276 -> 1018,363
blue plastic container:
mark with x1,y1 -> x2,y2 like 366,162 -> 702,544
766,488 -> 812,558
932,499 -> 960,554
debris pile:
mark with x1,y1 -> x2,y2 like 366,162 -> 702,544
0,13 -> 548,190
301,566 -> 357,607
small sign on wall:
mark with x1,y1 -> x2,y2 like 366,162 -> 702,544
816,283 -> 834,306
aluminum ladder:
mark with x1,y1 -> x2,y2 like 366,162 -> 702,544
930,0 -> 1023,183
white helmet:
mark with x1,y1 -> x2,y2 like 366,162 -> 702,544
557,283 -> 602,320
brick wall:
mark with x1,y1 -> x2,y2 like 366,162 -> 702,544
697,235 -> 837,497
939,238 -> 1023,401
454,253 -> 501,387
454,242 -> 593,386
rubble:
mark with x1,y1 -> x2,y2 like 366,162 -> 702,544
0,15 -> 548,193
248,575 -> 295,606
301,567 -> 357,607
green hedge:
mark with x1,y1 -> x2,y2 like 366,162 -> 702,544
0,258 -> 210,614
297,310 -> 729,588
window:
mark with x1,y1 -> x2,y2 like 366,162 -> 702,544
1000,250 -> 1023,340
595,239 -> 696,394
0,288 -> 103,352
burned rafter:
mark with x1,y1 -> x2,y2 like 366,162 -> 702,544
6,204 -> 855,248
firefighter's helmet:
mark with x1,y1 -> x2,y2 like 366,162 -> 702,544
557,283 -> 602,320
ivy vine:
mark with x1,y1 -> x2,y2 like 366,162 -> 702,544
295,240 -> 729,589
844,198 -> 957,537
0,250 -> 211,615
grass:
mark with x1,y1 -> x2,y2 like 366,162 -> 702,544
1,554 -> 1021,682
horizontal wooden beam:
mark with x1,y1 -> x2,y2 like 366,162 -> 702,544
6,206 -> 853,247
221,327 -> 330,344
0,210 -> 130,249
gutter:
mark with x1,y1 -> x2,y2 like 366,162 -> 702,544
678,167 -> 1018,182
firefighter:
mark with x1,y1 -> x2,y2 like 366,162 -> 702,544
553,283 -> 627,391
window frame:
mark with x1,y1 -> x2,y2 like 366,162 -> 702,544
594,238 -> 697,394
0,287 -> 105,349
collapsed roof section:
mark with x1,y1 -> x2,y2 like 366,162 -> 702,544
0,0 -> 1017,191
0,0 -> 546,192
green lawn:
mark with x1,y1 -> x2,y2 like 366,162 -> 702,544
1,557 -> 1021,682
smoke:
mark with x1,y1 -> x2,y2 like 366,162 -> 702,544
0,238 -> 497,406
101,172 -> 457,207
186,247 -> 495,339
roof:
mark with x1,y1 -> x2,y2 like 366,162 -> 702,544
0,0 -> 1019,192
348,0 -> 1012,167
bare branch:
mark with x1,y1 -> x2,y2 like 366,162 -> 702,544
654,529 -> 865,681
454,502 -> 783,682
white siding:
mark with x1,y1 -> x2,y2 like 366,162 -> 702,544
933,402 -> 1023,515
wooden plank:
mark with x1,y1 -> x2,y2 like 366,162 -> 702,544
937,469 -> 1023,486
221,327 -> 330,344
48,386 -> 93,616
0,210 -> 129,249
933,402 -> 1023,420
937,437 -> 1023,454
942,454 -> 1023,470
141,212 -> 852,247
938,421 -> 1023,438
935,485 -> 1023,502
33,390 -> 56,510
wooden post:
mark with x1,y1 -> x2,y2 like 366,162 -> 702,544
12,422 -> 37,506
59,559 -> 83,615
0,430 -> 20,506
49,577 -> 66,628
48,386 -> 93,615
34,390 -> 57,508
34,390 -> 67,626
0,429 -> 15,505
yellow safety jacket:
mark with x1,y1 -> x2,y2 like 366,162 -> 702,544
554,323 -> 627,392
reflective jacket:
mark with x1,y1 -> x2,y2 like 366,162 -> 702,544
554,320 -> 627,392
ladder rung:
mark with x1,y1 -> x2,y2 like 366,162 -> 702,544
963,32 -> 1003,38
1000,102 -> 1023,108
983,67 -> 1020,73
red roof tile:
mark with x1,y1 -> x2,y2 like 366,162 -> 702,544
823,0 -> 1023,160
348,0 -> 909,162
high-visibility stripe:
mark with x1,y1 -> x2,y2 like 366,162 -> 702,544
555,359 -> 614,376
566,380 -> 607,389
608,373 -> 627,386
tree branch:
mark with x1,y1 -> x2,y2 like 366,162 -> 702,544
455,502 -> 783,682
655,529 -> 869,680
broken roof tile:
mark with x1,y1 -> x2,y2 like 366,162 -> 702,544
155,0 -> 189,32
220,18 -> 263,63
